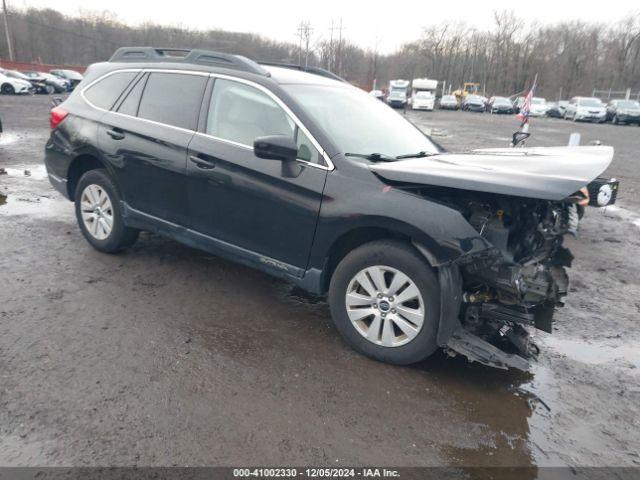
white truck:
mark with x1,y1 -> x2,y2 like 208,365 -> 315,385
387,79 -> 410,108
410,78 -> 438,111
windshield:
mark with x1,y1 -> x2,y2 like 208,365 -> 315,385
6,70 -> 29,80
466,95 -> 483,102
532,97 -> 546,105
284,84 -> 438,158
62,69 -> 83,79
493,97 -> 510,104
415,92 -> 433,98
441,95 -> 456,102
618,100 -> 640,108
578,98 -> 602,107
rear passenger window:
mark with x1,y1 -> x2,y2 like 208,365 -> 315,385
138,73 -> 207,130
84,71 -> 137,110
117,74 -> 147,116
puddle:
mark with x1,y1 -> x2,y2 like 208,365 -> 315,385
602,205 -> 640,230
0,164 -> 48,180
0,193 -> 68,217
539,336 -> 640,369
0,132 -> 20,146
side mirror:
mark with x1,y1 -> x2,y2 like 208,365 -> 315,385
254,135 -> 297,162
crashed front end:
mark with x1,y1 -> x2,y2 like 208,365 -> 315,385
370,146 -> 619,370
444,180 -> 618,370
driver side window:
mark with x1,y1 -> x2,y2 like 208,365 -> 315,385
206,78 -> 320,163
207,78 -> 294,147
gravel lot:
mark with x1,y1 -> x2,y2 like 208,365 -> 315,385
1,95 -> 639,470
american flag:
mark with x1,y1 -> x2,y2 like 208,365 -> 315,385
517,76 -> 537,126
517,88 -> 534,125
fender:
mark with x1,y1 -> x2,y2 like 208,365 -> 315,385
308,164 -> 494,273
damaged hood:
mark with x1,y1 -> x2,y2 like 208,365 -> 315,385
369,145 -> 613,201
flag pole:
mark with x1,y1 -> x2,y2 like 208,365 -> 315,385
512,73 -> 538,147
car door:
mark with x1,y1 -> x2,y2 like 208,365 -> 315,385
98,71 -> 208,226
186,76 -> 328,271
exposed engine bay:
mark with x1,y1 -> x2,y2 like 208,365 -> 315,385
404,178 -> 618,371
369,145 -> 619,370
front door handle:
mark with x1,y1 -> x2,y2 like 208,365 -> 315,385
189,154 -> 216,170
106,128 -> 125,140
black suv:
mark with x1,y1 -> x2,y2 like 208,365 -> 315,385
45,47 -> 618,369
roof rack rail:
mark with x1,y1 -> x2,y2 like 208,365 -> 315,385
108,47 -> 270,76
258,61 -> 346,82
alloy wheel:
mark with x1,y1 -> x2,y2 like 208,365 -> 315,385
345,265 -> 425,347
80,184 -> 114,240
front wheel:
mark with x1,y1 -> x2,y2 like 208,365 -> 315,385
1,83 -> 15,94
74,169 -> 139,253
329,240 -> 440,365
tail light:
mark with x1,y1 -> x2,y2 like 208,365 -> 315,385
50,106 -> 69,130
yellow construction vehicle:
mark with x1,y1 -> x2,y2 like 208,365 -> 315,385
453,82 -> 481,104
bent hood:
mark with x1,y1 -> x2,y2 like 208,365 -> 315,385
369,145 -> 614,201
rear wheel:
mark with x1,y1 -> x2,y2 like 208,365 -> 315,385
74,169 -> 139,253
329,240 -> 440,365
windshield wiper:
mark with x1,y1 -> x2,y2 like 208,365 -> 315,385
395,151 -> 433,160
345,152 -> 396,162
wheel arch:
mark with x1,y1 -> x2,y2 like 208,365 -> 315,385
317,224 -> 440,295
66,153 -> 115,199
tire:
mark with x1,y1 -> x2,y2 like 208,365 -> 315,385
74,169 -> 139,253
1,83 -> 15,94
328,240 -> 440,365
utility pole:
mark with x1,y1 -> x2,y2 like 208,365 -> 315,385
336,18 -> 343,77
304,22 -> 312,68
2,0 -> 14,61
328,19 -> 335,72
295,21 -> 312,68
296,21 -> 303,66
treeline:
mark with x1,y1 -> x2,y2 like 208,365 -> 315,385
1,7 -> 640,98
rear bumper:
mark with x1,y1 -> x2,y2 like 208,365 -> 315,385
47,172 -> 70,199
412,104 -> 434,110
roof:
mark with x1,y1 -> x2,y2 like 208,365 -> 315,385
106,47 -> 345,86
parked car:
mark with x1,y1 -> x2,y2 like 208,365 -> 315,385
369,89 -> 385,101
546,101 -> 569,118
45,46 -> 619,370
19,71 -> 53,94
0,71 -> 32,94
487,96 -> 513,114
50,69 -> 84,90
564,97 -> 606,122
462,94 -> 485,112
0,69 -> 53,94
438,94 -> 458,110
24,71 -> 69,93
605,99 -> 640,125
529,97 -> 549,117
411,91 -> 435,111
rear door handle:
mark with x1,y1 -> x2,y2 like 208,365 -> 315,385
189,154 -> 216,170
106,128 -> 125,140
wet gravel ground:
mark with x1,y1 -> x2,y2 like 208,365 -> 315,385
1,95 -> 639,470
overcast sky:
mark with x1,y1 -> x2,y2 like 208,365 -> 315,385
13,0 -> 640,53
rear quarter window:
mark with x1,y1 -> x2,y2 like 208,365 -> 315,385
83,71 -> 138,110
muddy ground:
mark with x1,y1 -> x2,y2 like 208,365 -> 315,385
1,95 -> 639,473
